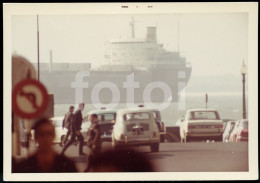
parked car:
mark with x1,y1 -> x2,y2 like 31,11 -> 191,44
31,117 -> 69,145
179,109 -> 224,142
51,117 -> 70,145
112,107 -> 160,152
222,120 -> 237,142
31,116 -> 91,145
230,119 -> 248,142
85,108 -> 117,142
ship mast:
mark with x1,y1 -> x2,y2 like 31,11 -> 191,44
130,17 -> 135,38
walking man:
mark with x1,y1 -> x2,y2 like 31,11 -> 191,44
85,114 -> 101,170
61,103 -> 86,156
61,106 -> 74,146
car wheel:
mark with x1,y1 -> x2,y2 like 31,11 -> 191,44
186,136 -> 191,142
160,134 -> 165,143
150,143 -> 159,152
165,134 -> 173,143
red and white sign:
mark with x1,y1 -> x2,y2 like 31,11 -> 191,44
12,79 -> 49,119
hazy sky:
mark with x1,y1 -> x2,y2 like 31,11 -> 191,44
12,13 -> 248,77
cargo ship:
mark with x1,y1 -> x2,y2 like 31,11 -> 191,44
34,18 -> 192,104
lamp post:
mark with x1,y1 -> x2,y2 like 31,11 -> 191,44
240,60 -> 247,119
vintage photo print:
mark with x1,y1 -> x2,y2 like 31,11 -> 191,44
3,2 -> 258,181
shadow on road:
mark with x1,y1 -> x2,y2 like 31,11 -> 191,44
68,156 -> 87,163
146,153 -> 174,160
159,149 -> 216,153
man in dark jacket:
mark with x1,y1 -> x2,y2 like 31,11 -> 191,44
61,105 -> 74,146
61,103 -> 86,156
86,113 -> 101,155
85,114 -> 101,171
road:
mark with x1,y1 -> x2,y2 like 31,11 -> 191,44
18,141 -> 248,172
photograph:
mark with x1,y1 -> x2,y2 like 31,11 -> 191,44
3,2 -> 258,181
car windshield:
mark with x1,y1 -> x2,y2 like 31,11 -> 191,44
124,112 -> 150,122
189,111 -> 220,120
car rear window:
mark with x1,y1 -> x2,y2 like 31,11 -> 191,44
98,113 -> 116,122
86,113 -> 116,122
189,111 -> 220,120
124,112 -> 151,122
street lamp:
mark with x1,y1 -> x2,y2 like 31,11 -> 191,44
240,60 -> 247,119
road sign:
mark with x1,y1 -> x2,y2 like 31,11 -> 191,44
12,79 -> 49,119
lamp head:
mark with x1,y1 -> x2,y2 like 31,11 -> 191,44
240,60 -> 247,75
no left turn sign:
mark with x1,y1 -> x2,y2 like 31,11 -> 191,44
12,79 -> 49,119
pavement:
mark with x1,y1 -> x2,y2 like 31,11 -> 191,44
14,141 -> 248,172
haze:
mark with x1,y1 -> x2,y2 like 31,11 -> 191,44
12,13 -> 248,77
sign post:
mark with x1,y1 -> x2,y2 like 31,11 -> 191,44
12,55 -> 37,157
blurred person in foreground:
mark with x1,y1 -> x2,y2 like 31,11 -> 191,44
61,105 -> 74,146
14,118 -> 77,173
61,103 -> 86,156
85,148 -> 154,172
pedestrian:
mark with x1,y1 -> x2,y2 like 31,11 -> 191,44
61,105 -> 74,146
85,113 -> 101,171
60,103 -> 86,156
14,118 -> 77,173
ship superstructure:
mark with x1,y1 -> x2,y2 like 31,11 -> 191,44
33,18 -> 192,105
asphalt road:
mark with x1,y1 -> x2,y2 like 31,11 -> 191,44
19,141 -> 248,172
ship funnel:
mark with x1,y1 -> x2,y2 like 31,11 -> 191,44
146,27 -> 157,42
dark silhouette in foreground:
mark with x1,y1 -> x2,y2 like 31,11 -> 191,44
14,118 -> 77,173
86,148 -> 154,172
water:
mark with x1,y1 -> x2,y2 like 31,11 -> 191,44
54,92 -> 247,127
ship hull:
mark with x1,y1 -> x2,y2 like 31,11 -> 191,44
40,66 -> 192,104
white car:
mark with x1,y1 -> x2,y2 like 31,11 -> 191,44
229,119 -> 248,142
112,107 -> 160,152
51,117 -> 68,144
31,117 -> 68,145
31,116 -> 90,145
179,109 -> 224,142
